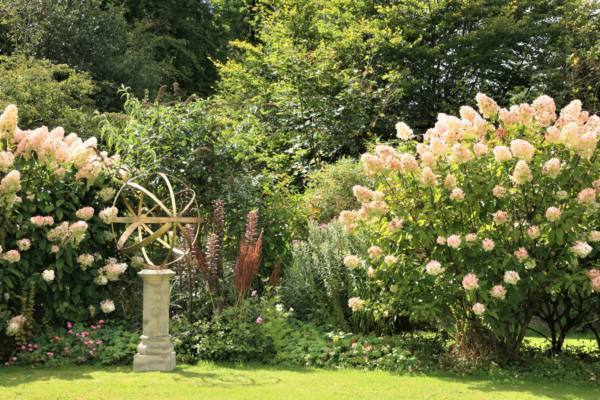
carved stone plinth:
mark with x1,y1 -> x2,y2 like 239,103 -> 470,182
133,269 -> 176,372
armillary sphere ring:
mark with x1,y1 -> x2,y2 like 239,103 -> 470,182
110,172 -> 201,270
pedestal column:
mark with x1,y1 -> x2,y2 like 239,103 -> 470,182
133,269 -> 176,372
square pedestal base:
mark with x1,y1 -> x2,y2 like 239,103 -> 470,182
133,352 -> 176,372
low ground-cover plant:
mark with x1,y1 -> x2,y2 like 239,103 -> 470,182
339,94 -> 599,360
0,104 -> 130,357
2,320 -> 138,367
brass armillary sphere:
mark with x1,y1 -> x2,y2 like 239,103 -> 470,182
111,173 -> 201,269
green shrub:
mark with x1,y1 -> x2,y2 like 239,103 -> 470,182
0,55 -> 97,135
283,222 -> 368,330
0,104 -> 130,358
172,307 -> 275,364
302,158 -> 368,223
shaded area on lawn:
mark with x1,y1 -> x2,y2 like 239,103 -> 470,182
0,363 -> 598,400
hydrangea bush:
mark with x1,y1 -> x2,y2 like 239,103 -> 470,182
339,95 -> 599,358
0,105 -> 128,348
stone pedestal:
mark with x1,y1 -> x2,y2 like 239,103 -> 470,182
133,269 -> 176,372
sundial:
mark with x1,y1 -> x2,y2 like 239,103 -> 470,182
111,172 -> 201,269
110,172 -> 201,372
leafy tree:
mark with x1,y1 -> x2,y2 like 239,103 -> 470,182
0,55 -> 97,135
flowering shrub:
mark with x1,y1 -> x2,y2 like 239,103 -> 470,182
339,95 -> 599,358
0,105 -> 127,351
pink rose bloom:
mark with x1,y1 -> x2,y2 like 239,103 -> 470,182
482,238 -> 495,252
577,188 -> 596,205
472,303 -> 485,316
490,285 -> 507,300
447,234 -> 461,249
545,207 -> 561,222
462,273 -> 479,290
493,210 -> 508,225
51,245 -> 60,253
16,238 -> 31,251
514,247 -> 529,262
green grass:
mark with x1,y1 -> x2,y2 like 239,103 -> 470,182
0,363 -> 598,400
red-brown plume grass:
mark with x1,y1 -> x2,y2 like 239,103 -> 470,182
234,210 -> 262,305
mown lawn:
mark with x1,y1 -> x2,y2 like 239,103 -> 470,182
0,363 -> 598,400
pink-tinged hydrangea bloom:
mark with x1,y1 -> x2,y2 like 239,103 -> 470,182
451,143 -> 473,164
420,167 -> 438,187
510,139 -> 535,161
99,207 -> 118,224
367,246 -> 383,259
443,174 -> 457,189
75,207 -> 95,221
429,138 -> 448,157
514,247 -> 529,262
366,266 -> 375,278
395,122 -> 413,140
472,303 -> 485,316
400,153 -> 420,173
527,225 -> 541,240
542,158 -> 561,178
361,200 -> 388,218
490,285 -> 507,300
6,315 -> 26,336
100,299 -> 115,314
16,238 -> 31,251
482,238 -> 495,252
555,190 -> 568,200
387,218 -> 403,232
76,253 -> 95,269
3,249 -> 20,263
447,234 -> 461,249
588,269 -> 600,292
465,233 -> 477,242
492,185 -> 506,198
343,255 -> 360,269
420,151 -> 437,168
425,260 -> 444,276
511,161 -> 533,185
473,142 -> 488,157
545,207 -> 561,222
352,185 -> 374,203
594,179 -> 600,192
570,241 -> 592,258
462,273 -> 479,290
493,210 -> 508,225
100,258 -> 128,281
51,245 -> 60,253
0,151 -> 15,172
0,170 -> 21,193
475,93 -> 499,118
532,95 -> 556,127
589,231 -> 600,242
98,187 -> 116,203
361,154 -> 385,175
384,255 -> 397,266
503,270 -> 520,285
42,269 -> 55,282
493,146 -> 512,162
348,297 -> 365,312
450,188 -> 465,202
436,236 -> 446,245
459,106 -> 479,122
577,188 -> 596,205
